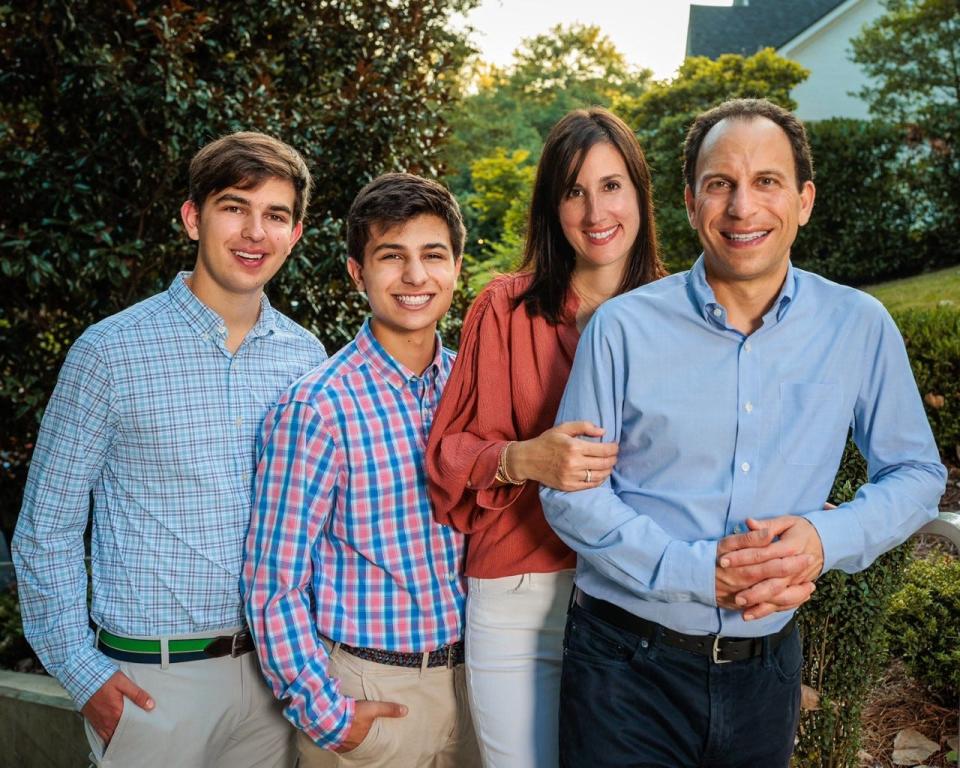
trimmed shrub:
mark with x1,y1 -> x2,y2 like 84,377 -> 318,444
794,441 -> 912,768
894,307 -> 960,459
886,554 -> 960,702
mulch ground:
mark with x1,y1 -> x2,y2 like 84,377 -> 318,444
859,660 -> 958,767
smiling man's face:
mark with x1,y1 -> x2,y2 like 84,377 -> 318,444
684,116 -> 815,293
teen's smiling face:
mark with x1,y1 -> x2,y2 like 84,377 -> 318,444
347,213 -> 461,366
684,116 -> 815,293
558,141 -> 641,276
180,176 -> 303,304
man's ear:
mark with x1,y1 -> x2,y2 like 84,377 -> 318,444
287,220 -> 304,252
798,181 -> 816,227
684,185 -> 697,229
180,200 -> 201,241
346,256 -> 364,292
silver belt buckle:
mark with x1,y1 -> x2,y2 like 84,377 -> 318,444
711,635 -> 731,664
446,644 -> 454,669
230,630 -> 245,658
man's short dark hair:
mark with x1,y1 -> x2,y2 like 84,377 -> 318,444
347,173 -> 466,262
683,99 -> 814,192
189,132 -> 313,223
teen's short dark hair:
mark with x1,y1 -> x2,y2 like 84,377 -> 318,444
188,132 -> 313,223
517,107 -> 666,323
346,173 -> 466,262
683,98 -> 814,192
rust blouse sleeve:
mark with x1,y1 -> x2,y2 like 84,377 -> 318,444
427,278 -> 527,534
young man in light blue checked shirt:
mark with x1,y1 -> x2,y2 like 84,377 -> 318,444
13,131 -> 327,767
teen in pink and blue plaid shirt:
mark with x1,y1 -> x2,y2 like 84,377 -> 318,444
243,174 -> 481,768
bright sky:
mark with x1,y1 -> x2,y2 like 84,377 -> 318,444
457,0 -> 733,81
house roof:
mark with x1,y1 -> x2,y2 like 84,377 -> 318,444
686,0 -> 848,58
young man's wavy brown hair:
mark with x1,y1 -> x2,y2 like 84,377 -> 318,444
188,132 -> 313,223
347,173 -> 466,263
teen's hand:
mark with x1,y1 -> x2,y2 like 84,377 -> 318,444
81,671 -> 155,745
506,421 -> 618,491
334,700 -> 408,753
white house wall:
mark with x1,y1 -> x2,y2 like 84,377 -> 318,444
778,0 -> 884,121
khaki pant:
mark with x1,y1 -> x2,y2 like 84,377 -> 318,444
298,644 -> 480,768
84,651 -> 295,768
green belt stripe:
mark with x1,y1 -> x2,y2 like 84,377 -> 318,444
98,630 -> 213,654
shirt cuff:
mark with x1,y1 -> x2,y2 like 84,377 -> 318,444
659,538 -> 719,607
60,645 -> 119,710
802,506 -> 849,575
300,695 -> 355,750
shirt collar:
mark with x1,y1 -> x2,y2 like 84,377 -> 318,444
688,255 -> 797,328
355,318 -> 443,392
168,271 -> 279,341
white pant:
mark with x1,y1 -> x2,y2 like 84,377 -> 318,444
84,651 -> 295,768
465,570 -> 575,768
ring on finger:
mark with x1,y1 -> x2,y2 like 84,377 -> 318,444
584,468 -> 592,483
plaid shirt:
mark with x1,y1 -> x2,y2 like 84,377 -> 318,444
242,319 -> 466,749
13,273 -> 326,709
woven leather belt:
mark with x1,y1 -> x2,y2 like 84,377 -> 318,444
95,626 -> 255,664
574,590 -> 795,664
340,640 -> 465,669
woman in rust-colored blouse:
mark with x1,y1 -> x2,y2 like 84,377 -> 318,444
427,108 -> 665,768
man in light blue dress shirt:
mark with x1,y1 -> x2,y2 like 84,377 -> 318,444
541,99 -> 946,767
13,132 -> 326,767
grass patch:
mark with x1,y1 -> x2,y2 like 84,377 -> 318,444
864,266 -> 960,313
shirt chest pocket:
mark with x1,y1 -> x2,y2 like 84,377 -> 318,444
778,382 -> 848,467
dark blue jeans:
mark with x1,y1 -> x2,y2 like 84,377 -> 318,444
559,603 -> 802,768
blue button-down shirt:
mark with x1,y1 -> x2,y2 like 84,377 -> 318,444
13,273 -> 326,708
541,257 -> 945,638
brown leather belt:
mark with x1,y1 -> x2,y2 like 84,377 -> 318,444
339,640 -> 465,669
574,589 -> 795,664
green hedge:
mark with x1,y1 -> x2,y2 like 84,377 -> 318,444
793,442 -> 911,768
894,307 -> 960,458
792,119 -> 956,285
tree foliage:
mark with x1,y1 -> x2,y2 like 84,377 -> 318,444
851,0 -> 960,264
616,49 -> 809,271
0,0 -> 477,538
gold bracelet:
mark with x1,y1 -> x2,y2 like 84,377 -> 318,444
495,441 -> 525,486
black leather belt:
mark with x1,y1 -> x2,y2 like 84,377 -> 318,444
340,640 -> 465,669
574,590 -> 794,664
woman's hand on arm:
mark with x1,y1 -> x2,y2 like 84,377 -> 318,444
505,421 -> 618,491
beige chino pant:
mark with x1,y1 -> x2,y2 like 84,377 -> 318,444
84,651 -> 295,768
298,644 -> 481,768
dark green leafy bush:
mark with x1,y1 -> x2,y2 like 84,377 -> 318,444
0,0 -> 477,540
793,119 -> 946,285
886,554 -> 960,702
894,308 -> 960,458
794,441 -> 911,768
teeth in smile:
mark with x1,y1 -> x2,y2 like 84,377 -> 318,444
396,294 -> 431,306
234,250 -> 264,261
586,226 -> 618,241
724,231 -> 769,242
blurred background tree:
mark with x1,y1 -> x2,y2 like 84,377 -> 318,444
0,0 -> 478,540
851,0 -> 960,267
